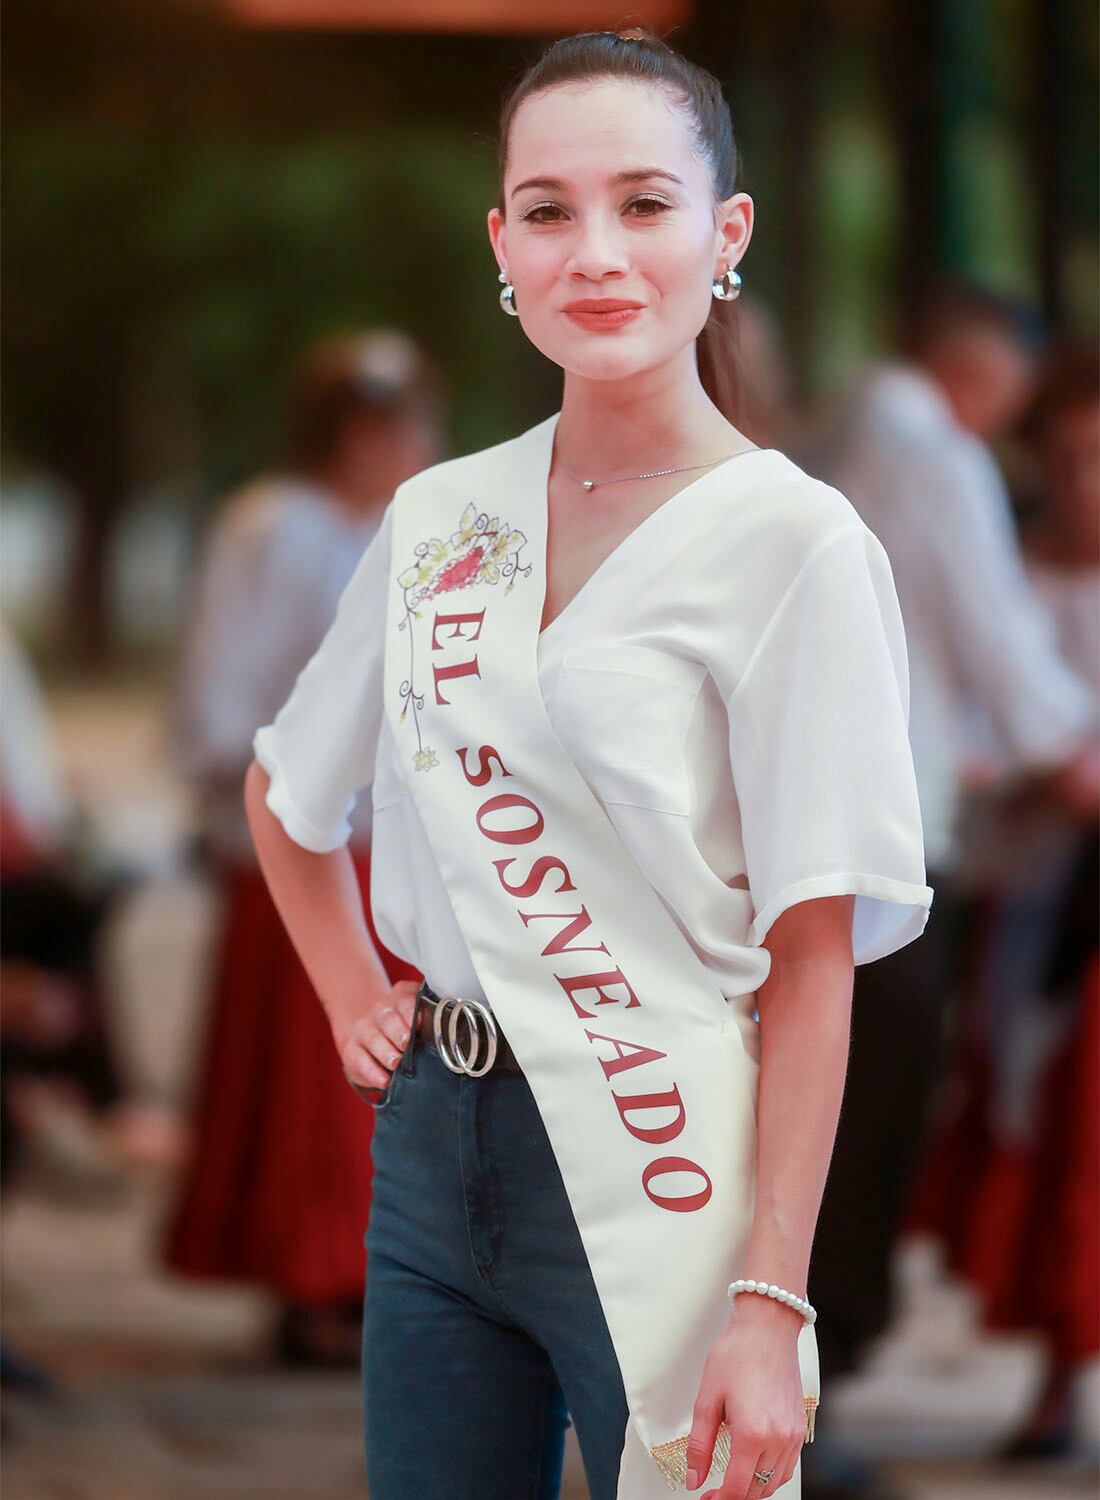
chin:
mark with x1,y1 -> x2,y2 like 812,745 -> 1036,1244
545,338 -> 667,385
519,315 -> 648,372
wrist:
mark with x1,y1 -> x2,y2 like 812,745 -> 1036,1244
728,1292 -> 803,1335
727,1277 -> 815,1330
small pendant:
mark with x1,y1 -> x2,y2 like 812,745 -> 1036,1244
582,479 -> 595,491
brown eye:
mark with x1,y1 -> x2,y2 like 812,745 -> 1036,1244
520,203 -> 563,223
627,196 -> 671,216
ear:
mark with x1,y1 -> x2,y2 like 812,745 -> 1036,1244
487,206 -> 508,275
713,192 -> 754,280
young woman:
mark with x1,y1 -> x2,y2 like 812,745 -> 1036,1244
244,29 -> 932,1500
165,331 -> 438,1363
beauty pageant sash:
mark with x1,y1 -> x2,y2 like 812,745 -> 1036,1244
381,413 -> 819,1497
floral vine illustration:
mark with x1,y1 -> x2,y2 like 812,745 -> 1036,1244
396,500 -> 531,771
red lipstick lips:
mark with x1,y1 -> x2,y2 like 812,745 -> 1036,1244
562,297 -> 645,311
562,298 -> 645,329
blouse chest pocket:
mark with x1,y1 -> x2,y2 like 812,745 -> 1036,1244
550,643 -> 708,816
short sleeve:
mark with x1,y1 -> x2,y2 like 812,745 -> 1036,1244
726,524 -> 934,964
251,502 -> 392,853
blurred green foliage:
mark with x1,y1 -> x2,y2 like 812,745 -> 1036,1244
3,124 -> 556,504
3,0 -> 1096,667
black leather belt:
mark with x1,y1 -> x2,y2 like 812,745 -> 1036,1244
414,979 -> 524,1076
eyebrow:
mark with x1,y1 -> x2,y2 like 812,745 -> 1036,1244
510,167 -> 685,199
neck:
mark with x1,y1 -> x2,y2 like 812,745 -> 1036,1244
306,465 -> 380,518
555,347 -> 747,478
1028,519 -> 1100,569
915,357 -> 988,439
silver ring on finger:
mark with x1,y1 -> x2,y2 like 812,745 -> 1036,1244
753,1468 -> 775,1486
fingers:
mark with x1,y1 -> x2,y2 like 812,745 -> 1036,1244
767,1439 -> 800,1496
742,1440 -> 798,1498
730,1433 -> 801,1499
342,1040 -> 391,1092
699,1429 -> 795,1500
739,1453 -> 778,1500
372,1006 -> 410,1060
684,1390 -> 723,1491
374,987 -> 418,1063
340,982 -> 421,1089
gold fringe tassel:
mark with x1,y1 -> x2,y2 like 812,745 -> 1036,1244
804,1395 -> 817,1445
649,1398 -> 819,1489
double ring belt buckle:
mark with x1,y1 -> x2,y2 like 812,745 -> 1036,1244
431,994 -> 499,1077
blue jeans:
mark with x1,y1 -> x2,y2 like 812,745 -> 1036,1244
362,1021 -> 630,1500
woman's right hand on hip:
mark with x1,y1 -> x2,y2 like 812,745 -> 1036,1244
334,978 -> 420,1092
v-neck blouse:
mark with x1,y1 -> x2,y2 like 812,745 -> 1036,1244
253,415 -> 933,1002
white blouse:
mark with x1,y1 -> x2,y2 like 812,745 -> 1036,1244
253,430 -> 933,1002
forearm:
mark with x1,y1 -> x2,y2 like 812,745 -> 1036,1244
243,758 -> 392,1037
741,899 -> 854,1300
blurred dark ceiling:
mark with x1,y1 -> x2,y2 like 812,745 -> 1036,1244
224,0 -> 691,31
7,0 -> 1092,383
4,0 -> 717,131
2,0 -> 823,133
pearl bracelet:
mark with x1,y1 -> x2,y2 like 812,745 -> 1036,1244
727,1278 -> 817,1324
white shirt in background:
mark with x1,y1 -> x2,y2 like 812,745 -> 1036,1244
794,361 -> 1096,872
171,476 -> 383,860
1025,558 -> 1100,714
0,621 -> 74,853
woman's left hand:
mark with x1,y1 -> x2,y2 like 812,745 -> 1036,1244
684,1292 -> 807,1498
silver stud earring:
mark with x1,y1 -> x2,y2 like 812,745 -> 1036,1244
711,265 -> 742,301
498,268 -> 519,317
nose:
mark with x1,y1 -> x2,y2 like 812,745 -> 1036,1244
564,209 -> 630,282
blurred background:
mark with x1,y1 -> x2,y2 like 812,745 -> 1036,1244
2,2 -> 1097,1498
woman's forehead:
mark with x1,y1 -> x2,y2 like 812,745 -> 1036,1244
506,79 -> 699,185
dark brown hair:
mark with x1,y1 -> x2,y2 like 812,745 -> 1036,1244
287,330 -> 443,472
899,276 -> 1046,363
496,26 -> 745,425
1024,340 -> 1100,442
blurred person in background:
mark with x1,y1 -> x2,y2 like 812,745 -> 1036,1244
0,620 -> 164,1183
912,342 -> 1099,1465
162,331 -> 441,1366
1,621 -> 75,869
0,619 -> 161,1391
795,282 -> 1099,1499
1020,341 -> 1099,716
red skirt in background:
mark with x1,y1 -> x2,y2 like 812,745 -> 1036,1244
163,847 -> 421,1306
904,954 -> 1099,1366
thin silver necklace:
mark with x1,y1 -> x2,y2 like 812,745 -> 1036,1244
555,446 -> 758,491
